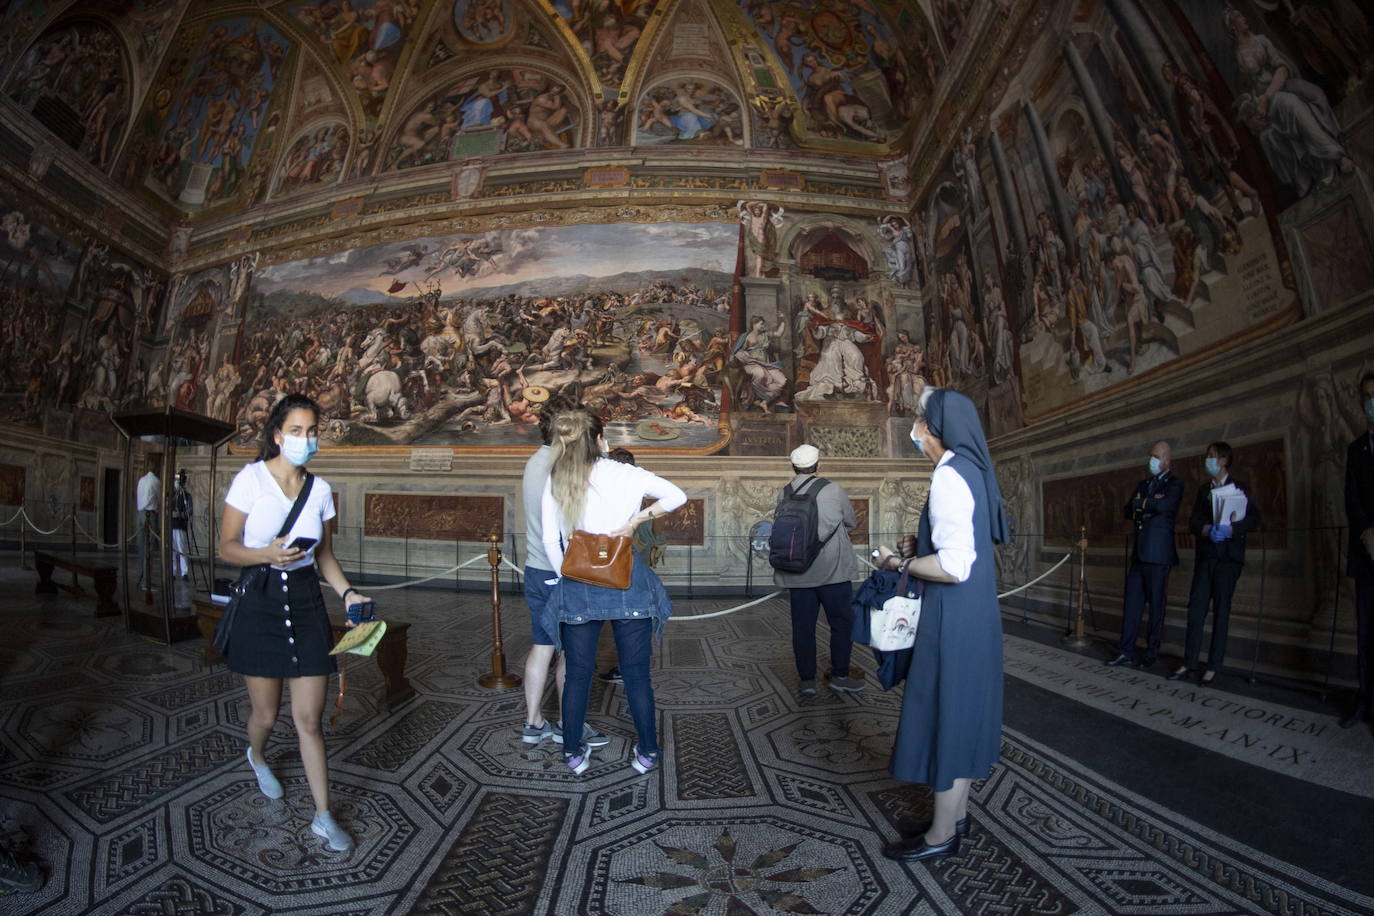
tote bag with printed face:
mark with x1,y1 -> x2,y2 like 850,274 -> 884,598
870,571 -> 921,651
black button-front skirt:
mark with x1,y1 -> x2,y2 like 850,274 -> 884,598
224,566 -> 337,679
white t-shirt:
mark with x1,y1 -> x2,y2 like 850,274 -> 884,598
225,462 -> 335,571
541,458 -> 686,570
136,472 -> 160,511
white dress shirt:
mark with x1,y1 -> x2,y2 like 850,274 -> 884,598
928,450 -> 977,583
542,458 -> 686,571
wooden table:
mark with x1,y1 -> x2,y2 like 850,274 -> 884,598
33,550 -> 120,617
194,598 -> 415,711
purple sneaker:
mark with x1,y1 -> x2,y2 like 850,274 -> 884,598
566,745 -> 591,775
630,745 -> 659,775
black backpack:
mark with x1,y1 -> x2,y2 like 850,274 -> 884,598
768,476 -> 839,573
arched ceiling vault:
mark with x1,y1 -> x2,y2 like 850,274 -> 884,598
0,0 -> 1033,272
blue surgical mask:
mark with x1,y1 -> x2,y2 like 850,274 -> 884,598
910,428 -> 923,455
1366,397 -> 1374,424
280,434 -> 318,466
1148,456 -> 1162,476
1205,457 -> 1222,477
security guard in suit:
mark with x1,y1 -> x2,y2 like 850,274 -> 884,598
1342,372 -> 1374,730
1170,442 -> 1262,684
1107,440 -> 1185,668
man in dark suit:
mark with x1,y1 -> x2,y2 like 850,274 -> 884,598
1170,442 -> 1262,684
1341,372 -> 1374,729
1107,440 -> 1184,668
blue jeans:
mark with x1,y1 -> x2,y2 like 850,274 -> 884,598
559,617 -> 657,760
789,580 -> 854,680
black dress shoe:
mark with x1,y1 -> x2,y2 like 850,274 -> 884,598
1140,654 -> 1157,669
1166,666 -> 1191,681
1339,704 -> 1369,729
883,833 -> 961,862
899,817 -> 970,839
1104,653 -> 1132,667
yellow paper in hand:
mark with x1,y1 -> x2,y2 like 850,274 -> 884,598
330,620 -> 387,656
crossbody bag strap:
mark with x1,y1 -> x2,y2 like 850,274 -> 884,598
276,472 -> 315,540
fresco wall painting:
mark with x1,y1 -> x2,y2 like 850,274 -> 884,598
289,0 -> 422,118
5,18 -> 131,172
133,16 -> 292,214
385,68 -> 583,169
729,0 -> 924,148
904,0 -> 1366,429
0,196 -> 84,426
232,221 -> 738,451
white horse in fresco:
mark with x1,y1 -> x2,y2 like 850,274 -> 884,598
362,369 -> 409,423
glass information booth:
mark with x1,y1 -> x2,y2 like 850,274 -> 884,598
111,408 -> 234,644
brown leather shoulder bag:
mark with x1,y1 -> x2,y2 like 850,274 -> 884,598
561,529 -> 633,589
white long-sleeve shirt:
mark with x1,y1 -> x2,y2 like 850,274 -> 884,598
928,450 -> 977,582
541,458 -> 687,571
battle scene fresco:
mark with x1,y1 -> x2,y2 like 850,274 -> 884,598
5,18 -> 131,172
231,222 -> 738,450
290,0 -> 422,118
385,68 -> 583,168
136,17 -> 292,214
731,0 -> 922,146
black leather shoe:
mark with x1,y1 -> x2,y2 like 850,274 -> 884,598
1166,666 -> 1191,681
899,817 -> 969,839
1104,653 -> 1132,667
883,834 -> 961,862
1140,654 -> 1157,669
1339,703 -> 1369,729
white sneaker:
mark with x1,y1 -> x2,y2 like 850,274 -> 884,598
246,747 -> 283,799
310,811 -> 355,852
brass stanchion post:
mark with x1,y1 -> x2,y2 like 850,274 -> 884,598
1063,526 -> 1092,648
479,533 -> 521,689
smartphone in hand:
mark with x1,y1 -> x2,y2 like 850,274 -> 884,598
346,600 -> 376,625
287,536 -> 318,551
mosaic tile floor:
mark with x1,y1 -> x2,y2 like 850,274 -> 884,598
2,565 -> 1372,915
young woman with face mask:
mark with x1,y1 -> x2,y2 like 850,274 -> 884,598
218,393 -> 371,854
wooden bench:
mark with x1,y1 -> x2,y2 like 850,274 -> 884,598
194,599 -> 415,711
33,550 -> 120,617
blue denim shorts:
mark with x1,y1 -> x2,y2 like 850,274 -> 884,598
524,566 -> 558,646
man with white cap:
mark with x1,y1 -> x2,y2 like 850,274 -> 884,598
771,443 -> 862,695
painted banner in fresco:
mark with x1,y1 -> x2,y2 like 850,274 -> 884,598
235,222 -> 737,450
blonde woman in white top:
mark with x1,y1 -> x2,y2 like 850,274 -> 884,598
540,410 -> 685,775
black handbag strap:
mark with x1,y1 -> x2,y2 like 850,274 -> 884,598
276,472 -> 315,540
